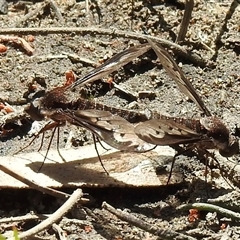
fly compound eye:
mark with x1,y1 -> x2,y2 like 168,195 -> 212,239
219,140 -> 239,157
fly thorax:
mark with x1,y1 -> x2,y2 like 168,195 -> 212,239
41,87 -> 69,110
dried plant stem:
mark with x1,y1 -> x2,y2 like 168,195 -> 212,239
102,201 -> 197,240
12,189 -> 83,240
176,0 -> 194,43
0,27 -> 207,66
177,203 -> 240,221
48,0 -> 64,22
0,164 -> 69,199
0,213 -> 47,224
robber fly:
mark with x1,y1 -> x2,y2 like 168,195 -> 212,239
24,43 -> 156,158
135,39 -> 239,164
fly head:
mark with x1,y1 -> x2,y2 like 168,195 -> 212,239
200,117 -> 239,157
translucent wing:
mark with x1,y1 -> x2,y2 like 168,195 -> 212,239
68,43 -> 151,89
135,119 -> 203,145
26,43 -> 152,121
147,39 -> 211,116
61,109 -> 155,152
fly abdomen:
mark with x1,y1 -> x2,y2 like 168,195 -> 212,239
74,98 -> 150,123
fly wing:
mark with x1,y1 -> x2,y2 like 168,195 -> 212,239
62,109 -> 155,152
68,43 -> 151,89
135,119 -> 202,145
147,39 -> 211,117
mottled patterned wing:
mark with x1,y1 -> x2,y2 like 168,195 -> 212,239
147,39 -> 211,117
61,109 -> 155,152
135,119 -> 202,145
68,43 -> 151,89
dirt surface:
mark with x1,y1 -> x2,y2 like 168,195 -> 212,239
0,0 -> 240,239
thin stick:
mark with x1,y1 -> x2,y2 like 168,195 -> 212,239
176,0 -> 194,43
0,27 -> 207,66
111,81 -> 137,101
102,202 -> 197,240
12,1 -> 49,28
48,0 -> 64,22
62,52 -> 96,66
85,0 -> 89,14
130,0 -> 134,30
177,202 -> 240,221
0,213 -> 42,224
0,108 -> 27,126
12,189 -> 83,240
52,223 -> 66,240
0,213 -> 50,224
0,164 -> 70,199
212,0 -> 240,60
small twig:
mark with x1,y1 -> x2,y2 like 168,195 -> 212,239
196,31 -> 215,53
220,0 -> 240,39
13,0 -> 63,27
0,27 -> 207,66
36,54 -> 68,62
0,109 -> 28,131
12,189 -> 83,240
130,0 -> 134,30
103,80 -> 137,101
186,229 -> 225,239
62,52 -> 97,66
102,202 -> 196,240
113,82 -> 137,101
211,0 -> 240,61
13,1 -> 49,28
52,223 -> 67,240
48,0 -> 64,22
203,153 -> 240,188
177,203 -> 240,221
85,0 -> 89,14
0,164 -> 70,199
176,0 -> 194,43
207,190 -> 240,209
0,212 -> 48,224
0,35 -> 34,55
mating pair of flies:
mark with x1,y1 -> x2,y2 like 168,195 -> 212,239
23,39 -> 239,177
